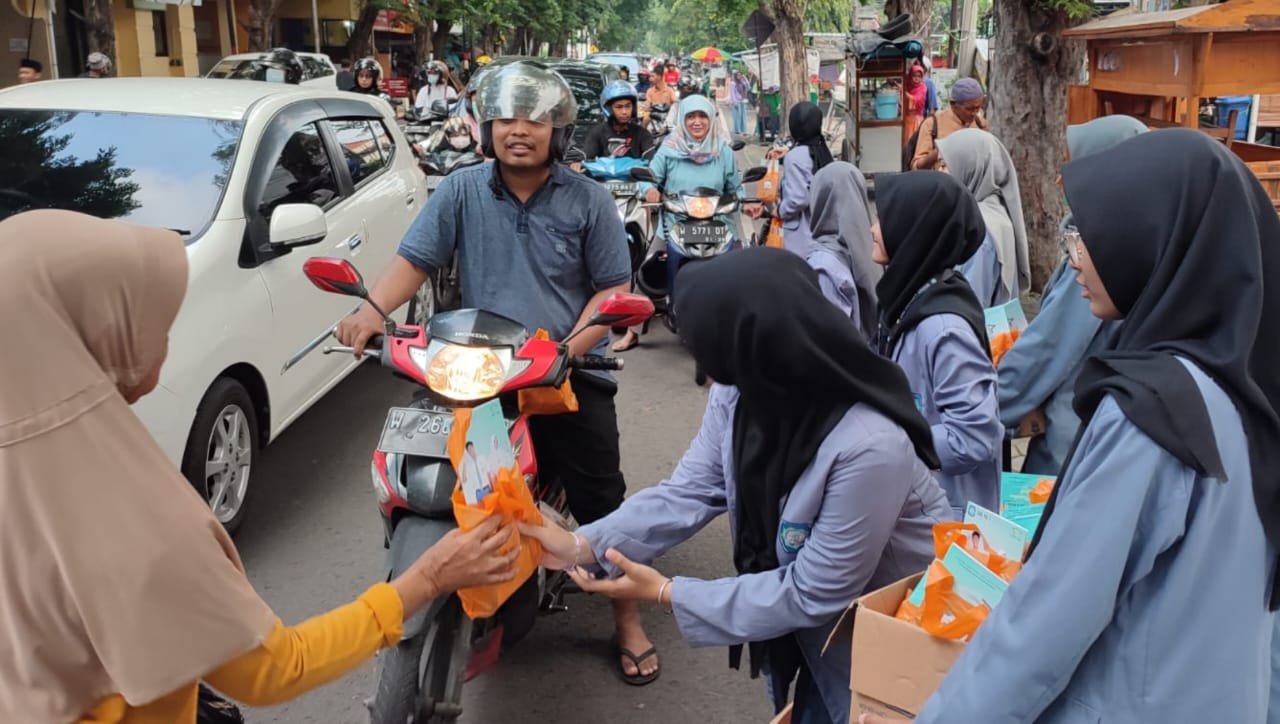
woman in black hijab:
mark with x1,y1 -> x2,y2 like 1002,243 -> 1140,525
898,129 -> 1280,724
872,170 -> 1002,518
521,248 -> 950,723
776,102 -> 835,253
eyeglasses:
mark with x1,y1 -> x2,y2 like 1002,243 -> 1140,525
1063,227 -> 1085,265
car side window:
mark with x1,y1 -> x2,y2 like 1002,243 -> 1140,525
326,119 -> 388,187
259,123 -> 339,219
370,120 -> 395,165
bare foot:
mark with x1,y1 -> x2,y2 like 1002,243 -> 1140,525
613,599 -> 658,678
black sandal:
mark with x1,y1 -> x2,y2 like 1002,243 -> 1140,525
614,642 -> 661,686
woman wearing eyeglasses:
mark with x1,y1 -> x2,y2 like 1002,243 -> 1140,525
995,115 -> 1148,475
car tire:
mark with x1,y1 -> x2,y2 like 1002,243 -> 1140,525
406,277 -> 435,326
182,378 -> 258,535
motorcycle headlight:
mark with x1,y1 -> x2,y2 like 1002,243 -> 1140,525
411,342 -> 512,402
684,196 -> 716,220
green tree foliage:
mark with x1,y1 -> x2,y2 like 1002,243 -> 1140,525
0,112 -> 141,221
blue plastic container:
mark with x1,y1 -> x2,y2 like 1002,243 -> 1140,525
874,92 -> 900,120
1217,95 -> 1251,140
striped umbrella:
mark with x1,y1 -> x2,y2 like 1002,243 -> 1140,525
691,47 -> 728,63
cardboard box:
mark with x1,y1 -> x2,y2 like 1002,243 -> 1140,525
825,573 -> 968,722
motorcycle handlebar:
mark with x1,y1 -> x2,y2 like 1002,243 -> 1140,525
323,334 -> 384,359
569,354 -> 624,371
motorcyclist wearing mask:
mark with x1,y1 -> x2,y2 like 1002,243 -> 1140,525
334,61 -> 658,685
414,60 -> 458,114
349,57 -> 382,95
582,81 -> 654,160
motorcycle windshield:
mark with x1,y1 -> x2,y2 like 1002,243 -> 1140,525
583,157 -> 646,181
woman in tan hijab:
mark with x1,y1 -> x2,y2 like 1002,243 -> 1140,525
0,210 -> 517,723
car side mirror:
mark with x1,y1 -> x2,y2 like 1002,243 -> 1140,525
269,204 -> 328,248
630,166 -> 656,183
731,139 -> 746,152
741,165 -> 767,183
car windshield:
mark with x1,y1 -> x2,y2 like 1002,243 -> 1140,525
0,109 -> 242,240
555,68 -> 606,127
207,58 -> 260,79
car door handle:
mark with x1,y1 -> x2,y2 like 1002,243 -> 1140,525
405,196 -> 415,206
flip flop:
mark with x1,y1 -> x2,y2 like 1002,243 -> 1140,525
611,334 -> 640,353
614,641 -> 661,686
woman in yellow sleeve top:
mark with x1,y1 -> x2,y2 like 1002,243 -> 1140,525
0,210 -> 517,724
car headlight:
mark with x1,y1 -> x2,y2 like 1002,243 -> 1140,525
412,342 -> 512,402
684,196 -> 716,220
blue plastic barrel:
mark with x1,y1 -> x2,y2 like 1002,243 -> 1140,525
1217,95 -> 1251,140
874,93 -> 900,120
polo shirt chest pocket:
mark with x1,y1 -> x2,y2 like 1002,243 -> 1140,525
544,222 -> 586,281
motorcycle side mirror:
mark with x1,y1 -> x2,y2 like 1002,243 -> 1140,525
731,139 -> 746,152
303,257 -> 367,297
741,165 -> 767,183
587,293 -> 656,328
630,166 -> 656,183
302,257 -> 405,337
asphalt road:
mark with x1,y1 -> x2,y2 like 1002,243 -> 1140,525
235,334 -> 773,724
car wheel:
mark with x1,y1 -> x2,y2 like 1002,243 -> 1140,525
182,378 -> 258,535
406,277 -> 435,326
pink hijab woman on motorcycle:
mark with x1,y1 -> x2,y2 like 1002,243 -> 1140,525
0,210 -> 515,723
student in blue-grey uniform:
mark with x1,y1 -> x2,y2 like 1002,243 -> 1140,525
868,129 -> 1280,724
800,161 -> 881,339
935,128 -> 1029,308
996,115 -> 1147,475
871,172 -> 1001,517
520,248 -> 951,724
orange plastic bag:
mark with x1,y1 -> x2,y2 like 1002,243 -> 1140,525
990,328 -> 1021,367
764,217 -> 784,248
447,408 -> 544,620
757,159 -> 781,204
933,522 -> 1022,583
517,329 -> 579,417
1029,477 -> 1055,504
917,559 -> 991,640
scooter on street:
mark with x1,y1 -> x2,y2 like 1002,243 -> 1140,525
295,257 -> 653,724
582,155 -> 652,276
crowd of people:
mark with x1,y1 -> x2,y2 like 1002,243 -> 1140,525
4,47 -> 1280,724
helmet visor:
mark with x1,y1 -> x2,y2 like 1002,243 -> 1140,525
474,64 -> 577,128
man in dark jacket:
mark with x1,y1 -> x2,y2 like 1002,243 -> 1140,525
582,80 -> 654,160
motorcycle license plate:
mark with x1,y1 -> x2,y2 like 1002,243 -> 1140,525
377,406 -> 454,457
685,222 -> 727,242
607,181 -> 636,196
426,175 -> 444,191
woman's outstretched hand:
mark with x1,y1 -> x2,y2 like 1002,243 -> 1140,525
392,515 -> 519,616
567,548 -> 671,605
517,520 -> 590,570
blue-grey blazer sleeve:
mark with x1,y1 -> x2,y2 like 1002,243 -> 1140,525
670,430 -> 916,647
928,322 -> 1002,475
998,257 -> 1104,427
777,149 -> 812,228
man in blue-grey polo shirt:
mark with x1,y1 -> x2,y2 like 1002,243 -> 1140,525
336,61 -> 660,686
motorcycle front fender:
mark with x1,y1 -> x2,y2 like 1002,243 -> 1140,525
386,516 -> 458,639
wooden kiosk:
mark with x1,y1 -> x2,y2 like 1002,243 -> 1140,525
1063,0 -> 1280,211
844,42 -> 923,176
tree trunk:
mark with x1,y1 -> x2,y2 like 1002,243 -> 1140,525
987,0 -> 1085,292
884,0 -> 935,58
345,3 -> 378,60
431,20 -> 451,61
552,31 -> 570,58
246,0 -> 284,50
83,0 -> 116,71
415,25 -> 432,63
770,0 -> 807,136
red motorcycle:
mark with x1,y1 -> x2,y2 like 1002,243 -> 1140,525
299,257 -> 654,724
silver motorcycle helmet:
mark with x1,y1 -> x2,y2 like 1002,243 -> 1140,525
474,61 -> 577,161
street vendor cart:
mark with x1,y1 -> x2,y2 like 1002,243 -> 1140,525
843,40 -> 924,177
1063,0 -> 1280,212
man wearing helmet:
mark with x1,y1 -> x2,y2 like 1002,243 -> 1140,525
335,61 -> 659,685
349,57 -> 382,95
80,52 -> 111,78
582,81 -> 653,161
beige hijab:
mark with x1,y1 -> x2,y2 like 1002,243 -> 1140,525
0,210 -> 276,722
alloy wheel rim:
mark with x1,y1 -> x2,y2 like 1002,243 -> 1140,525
205,404 -> 252,523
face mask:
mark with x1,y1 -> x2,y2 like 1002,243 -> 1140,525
427,74 -> 440,84
448,134 -> 471,150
